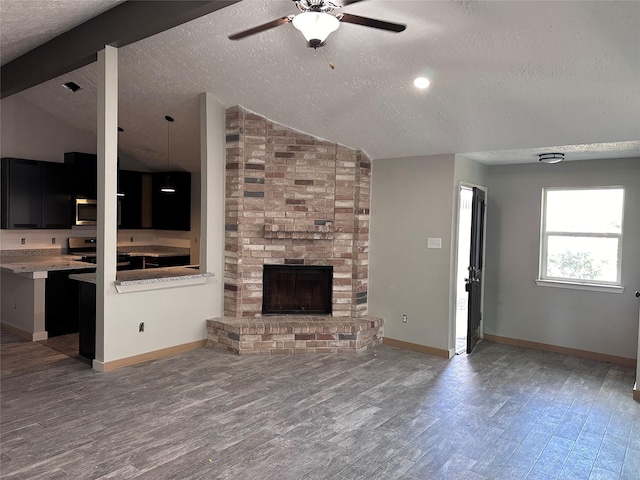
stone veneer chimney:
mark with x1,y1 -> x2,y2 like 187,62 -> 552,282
224,106 -> 371,318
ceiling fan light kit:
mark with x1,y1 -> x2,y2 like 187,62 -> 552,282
292,11 -> 340,47
539,153 -> 564,164
228,0 -> 406,48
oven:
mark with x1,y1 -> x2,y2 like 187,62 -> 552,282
68,237 -> 131,270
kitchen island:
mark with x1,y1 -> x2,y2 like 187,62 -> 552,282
0,251 -> 95,340
1,249 -> 208,341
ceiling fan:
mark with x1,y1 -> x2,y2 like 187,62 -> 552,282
228,0 -> 406,48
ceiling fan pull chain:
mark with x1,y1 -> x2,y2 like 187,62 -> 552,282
320,50 -> 335,70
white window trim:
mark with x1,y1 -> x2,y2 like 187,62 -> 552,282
538,186 -> 625,290
535,279 -> 624,294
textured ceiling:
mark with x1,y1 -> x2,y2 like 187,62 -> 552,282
4,0 -> 640,172
0,0 -> 124,65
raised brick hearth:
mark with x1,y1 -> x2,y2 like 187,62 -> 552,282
207,316 -> 383,355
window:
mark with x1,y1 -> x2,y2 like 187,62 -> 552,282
539,187 -> 624,288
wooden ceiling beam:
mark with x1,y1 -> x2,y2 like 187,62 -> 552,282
1,0 -> 241,99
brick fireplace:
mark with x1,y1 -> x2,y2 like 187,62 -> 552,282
223,106 -> 371,318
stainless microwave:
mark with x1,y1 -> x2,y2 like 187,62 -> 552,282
75,199 -> 97,225
75,199 -> 122,226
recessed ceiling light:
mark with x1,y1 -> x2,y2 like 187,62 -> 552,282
413,77 -> 430,89
62,81 -> 82,93
539,153 -> 564,164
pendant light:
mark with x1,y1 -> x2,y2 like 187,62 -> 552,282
161,115 -> 175,193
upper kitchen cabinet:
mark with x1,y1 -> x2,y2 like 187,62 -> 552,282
41,162 -> 73,228
118,170 -> 145,229
152,171 -> 191,231
64,152 -> 97,199
1,158 -> 73,229
1,158 -> 41,229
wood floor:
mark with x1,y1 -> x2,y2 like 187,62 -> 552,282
1,327 -> 639,479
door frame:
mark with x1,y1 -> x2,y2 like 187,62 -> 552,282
449,181 -> 488,357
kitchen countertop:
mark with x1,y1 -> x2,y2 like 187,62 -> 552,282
70,266 -> 212,293
0,255 -> 91,274
126,251 -> 190,258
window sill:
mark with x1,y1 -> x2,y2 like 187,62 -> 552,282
535,279 -> 624,294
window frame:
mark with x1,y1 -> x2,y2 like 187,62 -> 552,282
538,186 -> 625,291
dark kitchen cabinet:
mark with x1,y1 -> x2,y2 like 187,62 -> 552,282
118,170 -> 143,229
41,162 -> 72,228
46,268 -> 94,337
1,158 -> 72,229
152,171 -> 191,231
64,152 -> 97,199
1,158 -> 41,229
78,282 -> 96,360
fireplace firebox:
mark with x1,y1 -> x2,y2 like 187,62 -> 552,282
262,265 -> 333,315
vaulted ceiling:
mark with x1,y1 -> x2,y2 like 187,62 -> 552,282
2,0 -> 639,172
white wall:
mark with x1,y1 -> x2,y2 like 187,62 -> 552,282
369,155 -> 456,353
98,93 -> 225,365
484,158 -> 640,359
0,271 -> 46,339
1,95 -> 96,162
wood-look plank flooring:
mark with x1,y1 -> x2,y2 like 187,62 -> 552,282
1,326 -> 639,479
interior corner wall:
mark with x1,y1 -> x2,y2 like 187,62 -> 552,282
484,158 -> 640,359
369,154 -> 456,352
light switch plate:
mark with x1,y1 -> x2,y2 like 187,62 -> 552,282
427,237 -> 442,249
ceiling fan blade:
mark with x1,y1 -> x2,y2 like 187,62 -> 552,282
339,0 -> 366,5
229,16 -> 292,40
338,13 -> 406,33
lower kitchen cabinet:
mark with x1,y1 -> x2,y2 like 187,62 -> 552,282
78,282 -> 96,361
45,269 -> 93,337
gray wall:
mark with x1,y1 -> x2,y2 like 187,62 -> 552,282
484,158 -> 640,359
369,155 -> 456,352
369,154 -> 489,354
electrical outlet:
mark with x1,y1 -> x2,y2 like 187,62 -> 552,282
21,238 -> 25,245
13,300 -> 17,309
139,322 -> 144,333
130,237 -> 134,242
51,237 -> 56,245
402,314 -> 408,324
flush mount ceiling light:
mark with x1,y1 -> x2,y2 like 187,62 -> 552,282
413,77 -> 430,89
292,11 -> 340,47
62,81 -> 82,93
539,153 -> 565,164
161,115 -> 176,194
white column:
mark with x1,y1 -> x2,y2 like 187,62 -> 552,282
635,306 -> 640,399
199,92 -> 225,315
95,45 -> 118,368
